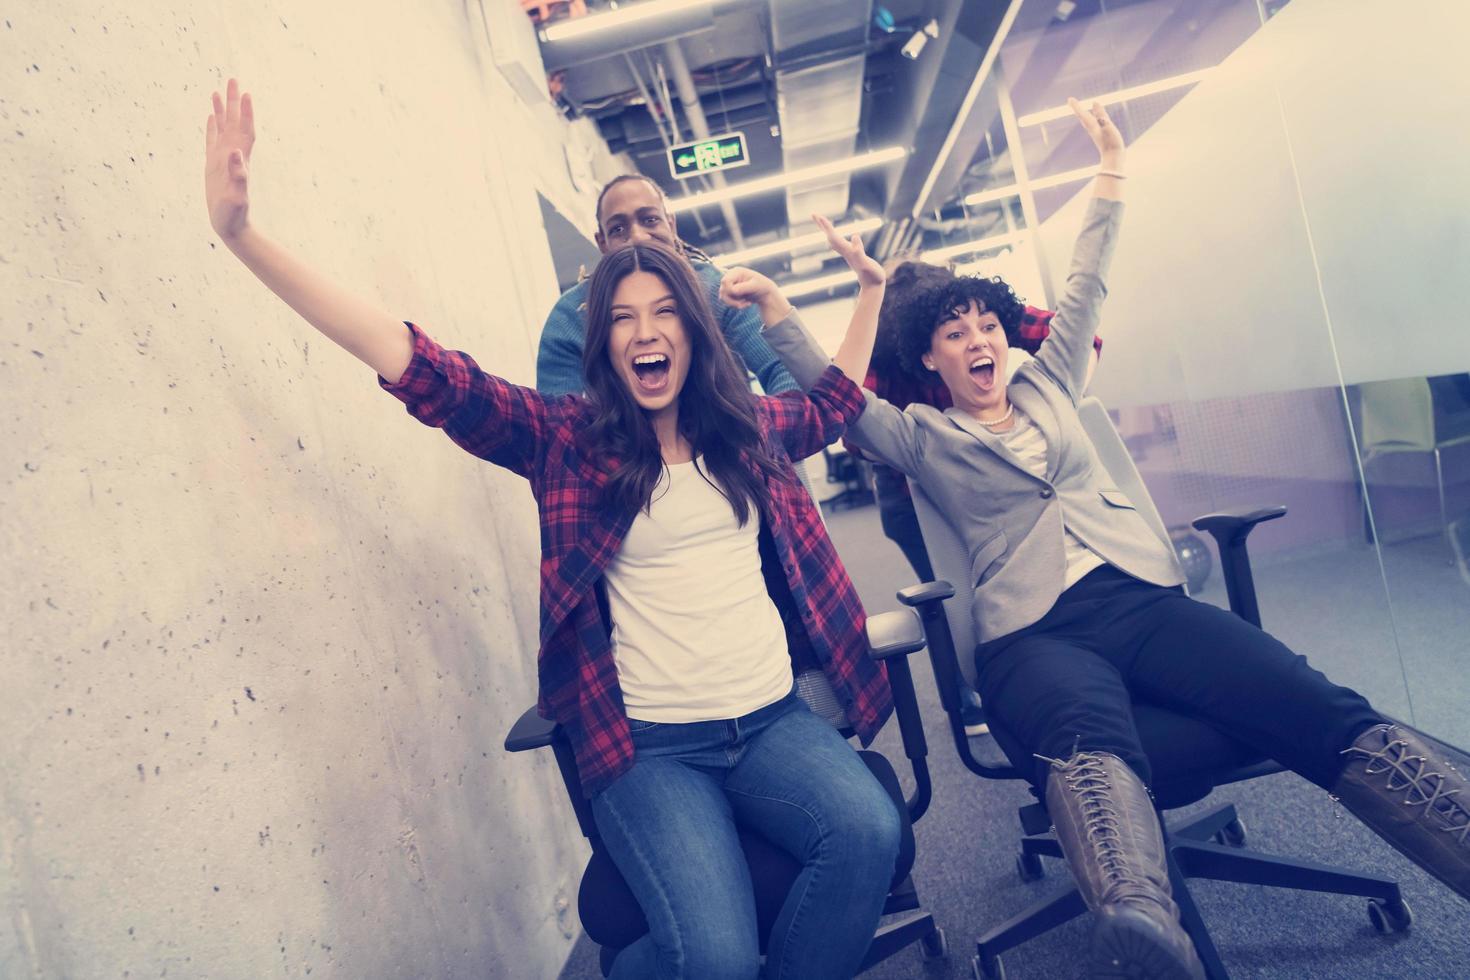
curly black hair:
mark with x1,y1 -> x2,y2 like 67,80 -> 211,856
877,261 -> 1026,380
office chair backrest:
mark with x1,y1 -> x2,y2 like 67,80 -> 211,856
1358,377 -> 1436,456
795,668 -> 851,730
909,396 -> 1170,689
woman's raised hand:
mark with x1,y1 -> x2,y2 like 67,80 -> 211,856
814,214 -> 885,288
1068,97 -> 1125,170
205,78 -> 255,241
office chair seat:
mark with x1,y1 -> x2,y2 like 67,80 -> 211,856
577,749 -> 917,952
1130,703 -> 1278,809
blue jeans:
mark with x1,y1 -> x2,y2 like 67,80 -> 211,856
590,689 -> 902,980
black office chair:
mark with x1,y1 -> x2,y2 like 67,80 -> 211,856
822,446 -> 875,511
503,613 -> 949,976
893,397 -> 1411,980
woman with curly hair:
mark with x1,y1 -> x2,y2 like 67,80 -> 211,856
858,264 -> 1099,735
758,98 -> 1470,980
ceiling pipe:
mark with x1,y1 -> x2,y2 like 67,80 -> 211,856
661,39 -> 746,248
537,0 -> 760,72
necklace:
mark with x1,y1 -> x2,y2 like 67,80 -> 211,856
977,402 -> 1015,428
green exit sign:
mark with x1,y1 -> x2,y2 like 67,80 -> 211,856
667,132 -> 750,180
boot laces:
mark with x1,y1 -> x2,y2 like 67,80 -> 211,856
1343,733 -> 1470,845
1048,753 -> 1152,903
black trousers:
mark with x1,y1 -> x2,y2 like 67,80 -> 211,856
975,566 -> 1382,791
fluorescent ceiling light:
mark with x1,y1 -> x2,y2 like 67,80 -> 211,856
920,231 -> 1019,264
961,165 -> 1102,207
712,219 -> 884,266
1016,69 -> 1213,127
669,147 -> 908,214
541,0 -> 715,42
782,269 -> 859,298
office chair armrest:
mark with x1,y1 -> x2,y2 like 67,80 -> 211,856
504,705 -> 559,753
894,582 -> 1018,783
1192,505 -> 1287,543
896,580 -> 957,607
1191,505 -> 1288,629
866,608 -> 927,660
867,609 -> 934,822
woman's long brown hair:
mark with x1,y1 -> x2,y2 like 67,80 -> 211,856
580,242 -> 786,524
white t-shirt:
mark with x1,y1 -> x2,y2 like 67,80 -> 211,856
999,409 -> 1107,589
603,458 -> 793,723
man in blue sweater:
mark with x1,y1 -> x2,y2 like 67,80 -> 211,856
535,174 -> 799,398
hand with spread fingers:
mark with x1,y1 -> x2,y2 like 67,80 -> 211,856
814,214 -> 885,289
205,78 -> 256,241
198,77 -> 414,382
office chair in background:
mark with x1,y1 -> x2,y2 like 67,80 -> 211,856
1357,376 -> 1470,556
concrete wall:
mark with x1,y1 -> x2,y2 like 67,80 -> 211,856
2,3 -> 625,976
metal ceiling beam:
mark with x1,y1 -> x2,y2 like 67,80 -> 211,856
908,0 -> 1025,218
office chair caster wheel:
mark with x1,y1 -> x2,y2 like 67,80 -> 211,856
1213,817 -> 1247,847
1368,896 -> 1413,933
973,952 -> 1006,980
920,926 -> 948,960
1016,850 -> 1045,882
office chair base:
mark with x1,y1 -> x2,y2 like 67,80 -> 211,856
858,908 -> 945,971
1016,849 -> 1046,882
1368,896 -> 1413,933
921,925 -> 949,959
975,803 -> 1405,980
598,912 -> 951,978
974,951 -> 1007,980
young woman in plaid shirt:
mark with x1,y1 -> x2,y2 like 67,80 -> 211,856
204,79 -> 901,980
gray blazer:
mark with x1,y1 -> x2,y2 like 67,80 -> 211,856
768,198 -> 1184,644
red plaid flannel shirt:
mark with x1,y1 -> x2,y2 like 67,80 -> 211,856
382,323 -> 892,796
856,307 -> 1103,493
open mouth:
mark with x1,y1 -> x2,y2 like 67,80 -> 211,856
631,352 -> 671,392
968,356 -> 995,389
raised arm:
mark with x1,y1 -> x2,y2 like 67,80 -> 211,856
205,79 -> 557,477
204,78 -> 413,383
721,223 -> 927,476
719,296 -> 801,395
693,262 -> 801,395
1031,99 -> 1127,401
720,214 -> 887,385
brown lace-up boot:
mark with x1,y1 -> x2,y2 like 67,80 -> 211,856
1043,751 -> 1205,980
1332,723 -> 1470,902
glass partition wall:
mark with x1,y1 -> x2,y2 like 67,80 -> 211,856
928,0 -> 1470,748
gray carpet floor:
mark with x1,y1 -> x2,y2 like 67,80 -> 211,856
558,503 -> 1470,979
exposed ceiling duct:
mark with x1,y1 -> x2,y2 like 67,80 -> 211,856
537,1 -> 736,72
768,0 -> 873,225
